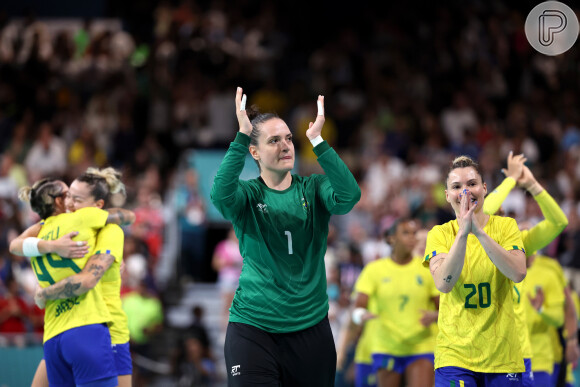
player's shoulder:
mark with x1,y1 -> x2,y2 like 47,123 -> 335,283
102,223 -> 123,233
429,219 -> 458,236
365,257 -> 391,270
488,214 -> 518,228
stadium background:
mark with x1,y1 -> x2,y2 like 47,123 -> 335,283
1,0 -> 580,385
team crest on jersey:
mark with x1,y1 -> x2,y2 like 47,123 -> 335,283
416,275 -> 423,285
256,203 -> 268,214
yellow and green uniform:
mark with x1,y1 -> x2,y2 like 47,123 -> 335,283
96,224 -> 129,345
356,257 -> 438,356
424,216 -> 525,372
33,207 -> 110,343
524,255 -> 565,374
539,256 -> 567,372
513,281 -> 533,361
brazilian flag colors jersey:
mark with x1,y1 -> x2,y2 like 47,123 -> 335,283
512,281 -> 533,359
423,216 -> 525,373
95,223 -> 129,344
211,132 -> 360,333
355,257 -> 438,356
33,207 -> 110,342
524,255 -> 565,373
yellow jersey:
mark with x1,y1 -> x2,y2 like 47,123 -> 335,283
95,224 -> 129,344
424,216 -> 525,372
355,257 -> 438,356
33,207 -> 110,342
534,256 -> 566,367
524,256 -> 565,373
513,281 -> 533,359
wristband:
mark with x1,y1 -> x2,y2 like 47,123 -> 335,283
240,94 -> 247,111
352,307 -> 366,325
23,237 -> 41,257
567,333 -> 578,342
310,135 -> 324,147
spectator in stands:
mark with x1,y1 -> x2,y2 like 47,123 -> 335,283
24,122 -> 67,181
211,227 -> 242,328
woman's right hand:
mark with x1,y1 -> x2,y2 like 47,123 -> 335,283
235,87 -> 252,136
50,232 -> 89,258
458,189 -> 476,237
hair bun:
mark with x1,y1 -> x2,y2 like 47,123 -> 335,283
246,105 -> 261,121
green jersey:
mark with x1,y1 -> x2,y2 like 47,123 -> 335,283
211,132 -> 360,332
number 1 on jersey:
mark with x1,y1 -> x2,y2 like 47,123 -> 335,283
284,231 -> 293,255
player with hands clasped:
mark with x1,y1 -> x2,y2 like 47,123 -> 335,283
424,155 -> 527,386
211,87 -> 361,386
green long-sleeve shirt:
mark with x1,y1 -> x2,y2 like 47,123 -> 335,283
211,132 -> 361,332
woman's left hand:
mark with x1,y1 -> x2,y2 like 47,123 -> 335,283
305,95 -> 325,140
34,286 -> 46,309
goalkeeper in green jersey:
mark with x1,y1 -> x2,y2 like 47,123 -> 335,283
211,87 -> 361,386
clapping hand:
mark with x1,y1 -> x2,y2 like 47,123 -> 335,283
528,286 -> 545,311
501,151 -> 527,180
235,87 -> 252,136
458,189 -> 477,236
305,95 -> 325,140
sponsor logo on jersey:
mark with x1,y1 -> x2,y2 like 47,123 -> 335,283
231,365 -> 241,376
256,203 -> 268,214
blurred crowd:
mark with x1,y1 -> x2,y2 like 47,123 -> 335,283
1,0 -> 580,385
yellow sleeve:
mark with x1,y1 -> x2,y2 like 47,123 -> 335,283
423,225 -> 450,266
94,224 -> 124,263
354,261 -> 379,297
483,177 -> 516,215
522,190 -> 568,255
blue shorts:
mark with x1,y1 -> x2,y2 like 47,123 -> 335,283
552,363 -> 561,386
44,324 -> 117,387
435,366 -> 523,387
112,342 -> 133,376
372,353 -> 434,374
522,359 -> 533,387
533,371 -> 551,386
355,362 -> 377,387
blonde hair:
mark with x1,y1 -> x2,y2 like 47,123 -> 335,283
76,167 -> 126,207
18,186 -> 32,202
446,155 -> 484,186
85,167 -> 126,195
